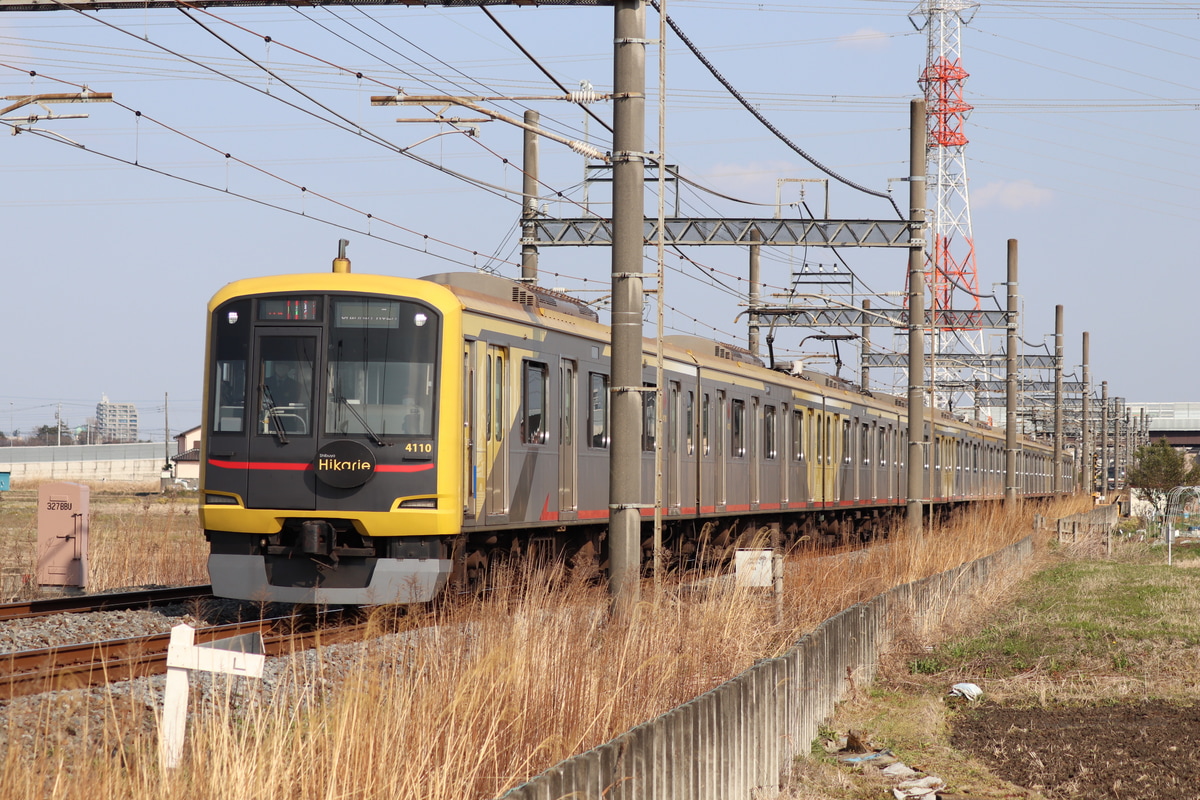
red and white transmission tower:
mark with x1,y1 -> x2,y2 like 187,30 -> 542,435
910,1 -> 985,397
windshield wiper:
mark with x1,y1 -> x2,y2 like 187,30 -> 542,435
260,384 -> 290,445
336,394 -> 386,447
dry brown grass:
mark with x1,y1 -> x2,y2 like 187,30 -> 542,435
0,486 -> 206,599
0,497 -> 1075,800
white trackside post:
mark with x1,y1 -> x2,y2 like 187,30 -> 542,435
159,623 -> 266,770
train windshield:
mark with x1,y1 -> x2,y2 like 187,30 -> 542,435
325,298 -> 439,438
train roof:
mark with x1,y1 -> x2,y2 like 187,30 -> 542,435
422,272 -> 600,323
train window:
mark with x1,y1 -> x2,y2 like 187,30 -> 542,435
589,373 -> 609,448
211,299 -> 250,433
862,423 -> 870,466
326,299 -> 438,438
492,351 -> 505,443
702,393 -> 711,455
642,383 -> 657,452
685,391 -> 695,456
731,399 -> 746,458
561,362 -> 574,448
843,420 -> 851,464
522,361 -> 549,445
764,405 -> 777,460
879,427 -> 887,467
792,409 -> 804,462
258,335 -> 316,436
669,384 -> 680,454
486,355 -> 493,442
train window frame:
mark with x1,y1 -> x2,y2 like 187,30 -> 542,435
325,298 -> 440,439
668,384 -> 680,454
792,408 -> 805,462
731,399 -> 746,458
492,350 -> 505,443
642,383 -> 658,452
588,372 -> 609,449
521,360 -> 549,445
842,420 -> 852,465
701,393 -> 711,455
685,390 -> 695,456
861,422 -> 870,466
210,299 -> 251,434
258,334 -> 317,438
763,405 -> 777,460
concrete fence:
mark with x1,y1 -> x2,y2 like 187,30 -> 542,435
501,536 -> 1035,800
1045,504 -> 1119,544
0,443 -> 168,482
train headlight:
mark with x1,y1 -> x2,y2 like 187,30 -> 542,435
413,313 -> 428,327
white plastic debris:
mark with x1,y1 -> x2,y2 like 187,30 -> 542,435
948,681 -> 983,701
893,775 -> 945,799
881,762 -> 920,779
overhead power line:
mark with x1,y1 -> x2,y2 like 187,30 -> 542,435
650,0 -> 904,219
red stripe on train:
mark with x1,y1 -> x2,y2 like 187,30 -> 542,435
208,459 -> 434,473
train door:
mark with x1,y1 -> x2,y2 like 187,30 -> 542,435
790,407 -> 806,505
750,396 -> 760,509
813,407 -> 826,505
699,391 -> 712,512
247,330 -> 318,510
485,345 -> 509,519
559,359 -> 577,518
778,403 -> 788,507
716,390 -> 727,511
463,342 -> 478,517
668,382 -> 681,512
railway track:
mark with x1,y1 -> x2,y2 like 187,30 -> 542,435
0,585 -> 214,622
0,612 -> 375,700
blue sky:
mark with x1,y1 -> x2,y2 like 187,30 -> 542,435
0,0 -> 1195,441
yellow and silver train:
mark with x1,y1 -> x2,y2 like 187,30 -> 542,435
201,256 -> 1071,604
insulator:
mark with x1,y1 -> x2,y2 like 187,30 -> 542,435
569,89 -> 601,105
568,140 -> 606,161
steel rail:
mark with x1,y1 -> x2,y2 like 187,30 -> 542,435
0,615 -> 372,699
0,585 -> 214,622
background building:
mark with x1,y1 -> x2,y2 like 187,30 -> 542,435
95,395 -> 139,443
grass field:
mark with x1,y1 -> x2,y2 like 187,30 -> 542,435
788,526 -> 1200,799
0,485 -> 1087,800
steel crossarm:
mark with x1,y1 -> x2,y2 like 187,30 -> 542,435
526,218 -> 912,247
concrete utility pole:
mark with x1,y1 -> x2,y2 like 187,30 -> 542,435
1101,381 -> 1110,496
860,299 -> 871,392
608,0 -> 647,608
521,110 -> 540,283
748,230 -> 761,358
907,98 -> 928,540
1004,240 -> 1018,506
748,230 -> 758,357
1081,331 -> 1091,495
1053,305 -> 1063,493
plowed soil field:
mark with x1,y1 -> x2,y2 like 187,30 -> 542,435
952,701 -> 1200,799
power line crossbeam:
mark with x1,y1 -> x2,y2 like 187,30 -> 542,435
527,218 -> 912,247
758,307 -> 1008,328
864,353 -> 1055,369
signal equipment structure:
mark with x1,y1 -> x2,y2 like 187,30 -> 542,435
909,0 -> 987,411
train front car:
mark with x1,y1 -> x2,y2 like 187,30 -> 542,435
201,269 -> 463,604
